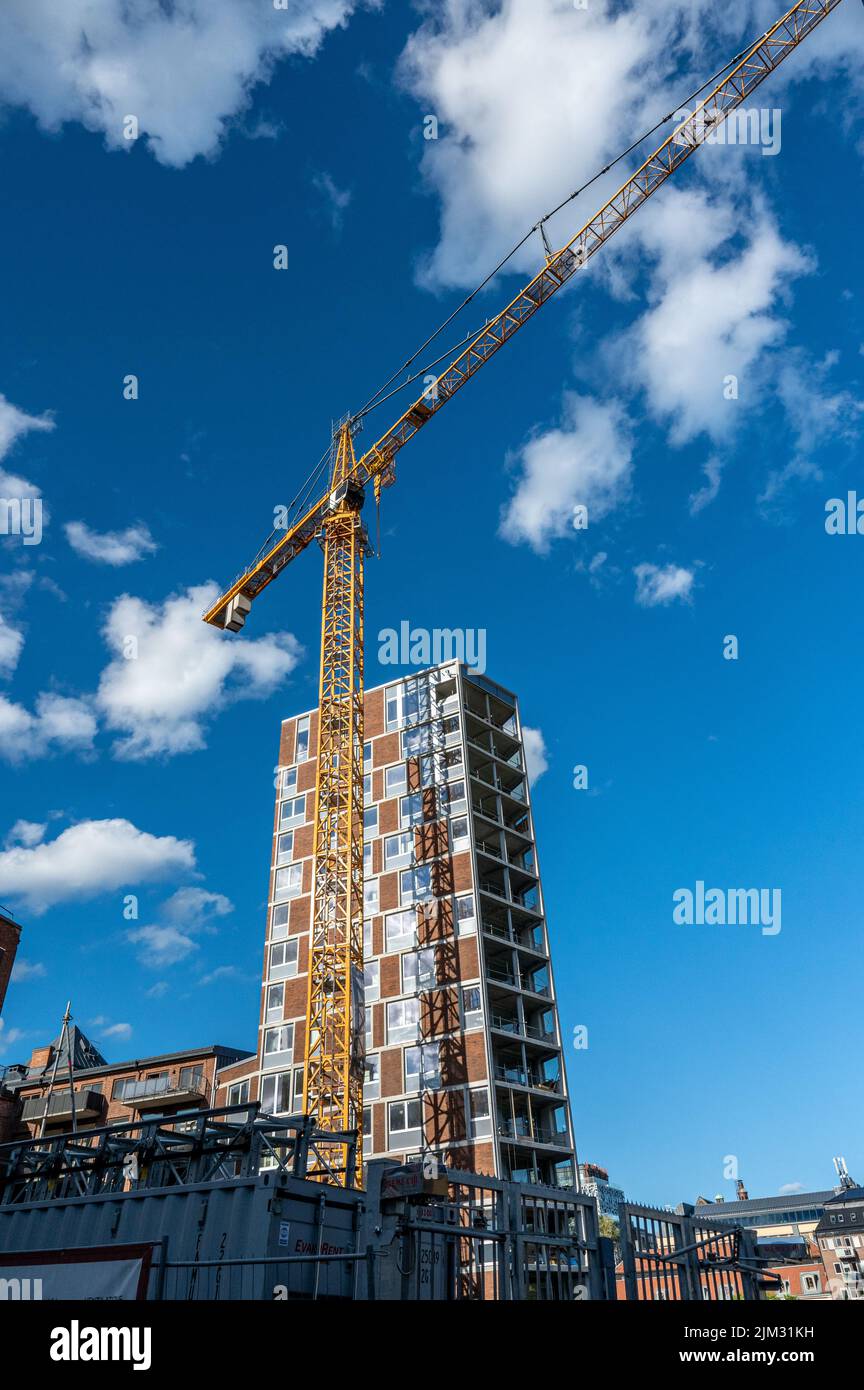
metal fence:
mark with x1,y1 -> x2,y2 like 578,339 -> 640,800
617,1202 -> 769,1301
0,1104 -> 358,1205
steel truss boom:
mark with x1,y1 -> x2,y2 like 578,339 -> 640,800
204,0 -> 843,631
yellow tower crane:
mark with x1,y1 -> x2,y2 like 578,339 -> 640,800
204,0 -> 846,1187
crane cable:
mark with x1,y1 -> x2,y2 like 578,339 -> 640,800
255,25 -> 769,559
351,33 -> 759,425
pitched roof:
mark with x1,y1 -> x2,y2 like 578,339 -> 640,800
31,1025 -> 107,1075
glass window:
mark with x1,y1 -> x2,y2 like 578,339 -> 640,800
364,917 -> 373,955
281,767 -> 298,798
386,680 -> 424,731
363,740 -> 372,772
384,831 -> 413,870
388,1098 -> 422,1147
363,773 -> 373,803
364,878 -> 379,917
364,1054 -> 380,1100
444,748 -> 463,778
364,806 -> 378,840
455,894 -> 476,934
293,1068 -> 304,1112
385,909 -> 416,953
387,998 -> 420,1044
364,1006 -> 374,1050
279,795 -> 306,828
462,986 -> 483,1030
295,716 -> 310,763
260,1070 -> 292,1115
271,903 -> 289,941
399,792 -> 424,828
274,862 -> 302,901
276,831 -> 294,865
266,983 -> 284,1021
263,1023 -> 294,1063
227,1080 -> 249,1106
270,938 -> 299,979
405,1043 -> 440,1091
441,780 -> 466,814
364,959 -> 380,1003
385,764 -> 408,798
402,948 -> 436,993
402,724 -> 432,758
400,864 -> 433,904
469,1087 -> 491,1138
451,816 -> 469,848
363,1106 -> 373,1156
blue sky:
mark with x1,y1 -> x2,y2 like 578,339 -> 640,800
0,0 -> 862,1208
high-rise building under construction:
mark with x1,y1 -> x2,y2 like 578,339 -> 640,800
218,661 -> 576,1187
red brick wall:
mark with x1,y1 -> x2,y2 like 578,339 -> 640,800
0,916 -> 21,1017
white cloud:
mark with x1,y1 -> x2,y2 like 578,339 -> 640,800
99,1021 -> 133,1040
0,692 -> 97,763
4,820 -> 46,848
199,965 -> 240,986
401,0 -> 862,292
11,958 -> 45,981
500,394 -> 632,552
127,886 -> 233,968
0,392 -> 54,463
689,457 -> 725,516
128,925 -> 199,967
95,583 -> 302,759
0,616 -> 24,677
313,171 -> 352,233
0,393 -> 53,536
0,1018 -> 26,1051
633,562 -> 694,607
624,191 -> 812,446
400,2 -> 862,522
778,1181 -> 805,1196
759,352 -> 864,505
401,0 -> 672,290
65,520 -> 158,566
522,726 -> 548,784
162,886 -> 233,929
0,817 -> 196,915
0,0 -> 362,169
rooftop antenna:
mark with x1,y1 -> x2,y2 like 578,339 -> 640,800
833,1156 -> 855,1191
39,1001 -> 77,1139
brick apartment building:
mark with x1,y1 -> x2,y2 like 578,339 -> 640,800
0,1024 -> 252,1143
0,908 -> 22,1018
216,661 -> 577,1187
815,1185 -> 864,1299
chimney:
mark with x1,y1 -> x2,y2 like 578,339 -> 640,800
28,1044 -> 53,1073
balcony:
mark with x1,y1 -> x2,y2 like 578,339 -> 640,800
116,1072 -> 208,1111
498,1119 -> 572,1149
490,1012 -> 558,1048
485,964 -> 551,1000
481,916 -> 546,955
494,1063 -> 563,1095
20,1088 -> 105,1125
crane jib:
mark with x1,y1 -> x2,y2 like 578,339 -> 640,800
204,0 -> 844,635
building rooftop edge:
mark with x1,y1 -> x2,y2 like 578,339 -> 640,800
4,1043 -> 254,1090
280,660 -> 519,726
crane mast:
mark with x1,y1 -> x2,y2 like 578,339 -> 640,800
303,424 -> 369,1185
204,0 -> 847,1187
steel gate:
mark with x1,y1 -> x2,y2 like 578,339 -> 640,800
617,1202 -> 769,1301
